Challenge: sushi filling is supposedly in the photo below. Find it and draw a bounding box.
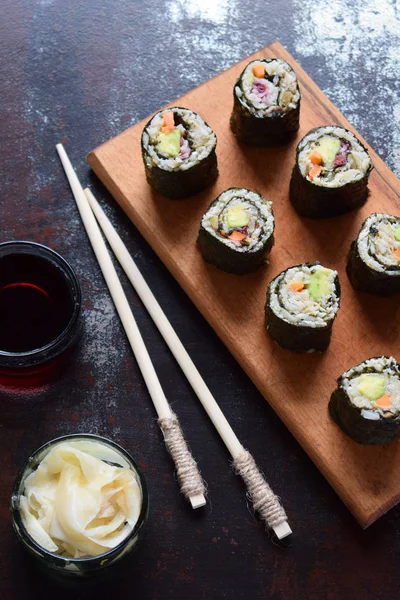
[357,213,400,273]
[341,357,400,420]
[297,126,371,188]
[235,59,300,116]
[269,264,339,327]
[142,108,216,172]
[201,189,274,253]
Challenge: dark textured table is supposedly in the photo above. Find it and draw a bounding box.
[1,1,400,598]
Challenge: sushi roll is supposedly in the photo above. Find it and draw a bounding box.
[265,263,340,352]
[198,188,274,275]
[347,213,400,296]
[290,126,372,218]
[329,356,400,444]
[141,107,218,199]
[230,58,300,146]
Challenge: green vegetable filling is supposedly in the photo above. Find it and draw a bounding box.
[317,136,341,164]
[226,204,249,229]
[308,270,331,300]
[393,227,400,242]
[356,374,386,401]
[158,129,181,157]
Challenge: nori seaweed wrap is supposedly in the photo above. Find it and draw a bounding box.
[347,213,400,295]
[141,107,218,199]
[329,356,400,444]
[290,126,372,218]
[265,263,340,352]
[197,188,274,275]
[230,58,300,146]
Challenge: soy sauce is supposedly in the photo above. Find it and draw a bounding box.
[0,252,74,353]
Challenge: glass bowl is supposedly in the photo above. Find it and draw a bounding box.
[10,434,149,578]
[0,241,82,387]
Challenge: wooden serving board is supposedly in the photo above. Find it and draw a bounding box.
[87,42,400,527]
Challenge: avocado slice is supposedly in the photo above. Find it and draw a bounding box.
[209,215,219,230]
[281,90,293,107]
[308,270,331,300]
[393,226,400,242]
[317,136,341,164]
[357,374,386,402]
[243,71,254,86]
[158,129,181,158]
[226,204,249,229]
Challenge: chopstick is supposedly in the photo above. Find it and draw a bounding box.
[83,187,292,540]
[56,143,206,510]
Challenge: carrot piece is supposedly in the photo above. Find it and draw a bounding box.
[228,231,246,241]
[376,394,392,407]
[162,111,175,133]
[309,151,323,165]
[309,164,322,181]
[289,281,305,293]
[392,247,400,260]
[163,111,174,128]
[252,63,265,78]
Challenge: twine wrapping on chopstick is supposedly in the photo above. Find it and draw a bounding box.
[159,412,206,500]
[234,450,287,530]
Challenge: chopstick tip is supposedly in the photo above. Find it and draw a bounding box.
[273,521,292,540]
[189,493,207,510]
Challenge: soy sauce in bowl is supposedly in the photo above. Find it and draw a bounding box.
[0,241,82,386]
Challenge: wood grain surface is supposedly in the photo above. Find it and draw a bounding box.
[87,42,400,528]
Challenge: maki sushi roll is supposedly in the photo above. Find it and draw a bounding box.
[347,213,400,296]
[290,126,372,218]
[230,58,300,145]
[141,107,218,199]
[265,263,340,352]
[198,188,274,275]
[329,356,400,444]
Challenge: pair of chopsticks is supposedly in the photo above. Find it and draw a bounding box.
[56,143,291,540]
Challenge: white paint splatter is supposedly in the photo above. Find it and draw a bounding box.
[82,293,122,368]
[167,0,235,24]
[296,2,400,60]
[393,103,400,177]
[293,0,400,175]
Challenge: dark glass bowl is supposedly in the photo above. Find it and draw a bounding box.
[0,241,82,386]
[10,434,149,578]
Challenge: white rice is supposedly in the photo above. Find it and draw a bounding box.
[357,213,400,273]
[269,264,339,328]
[341,356,400,419]
[297,126,371,187]
[201,188,274,253]
[235,59,300,116]
[142,107,216,172]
